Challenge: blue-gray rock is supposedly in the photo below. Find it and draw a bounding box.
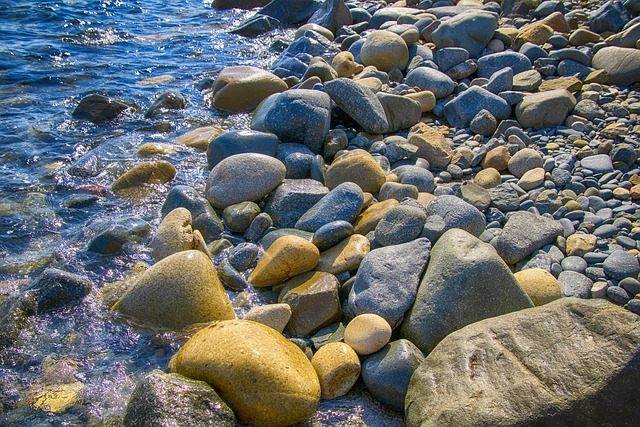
[162,185,224,241]
[404,67,455,99]
[558,270,593,298]
[604,250,640,280]
[484,67,513,94]
[277,143,315,179]
[549,48,591,66]
[207,130,279,170]
[488,183,521,211]
[72,94,130,124]
[607,285,634,305]
[580,154,614,174]
[250,89,330,153]
[312,220,354,251]
[393,165,435,193]
[347,238,430,328]
[594,224,618,238]
[295,182,364,232]
[374,205,427,247]
[257,0,323,25]
[369,7,423,29]
[230,14,281,36]
[501,0,541,16]
[573,100,606,121]
[476,52,532,79]
[561,256,588,273]
[244,212,273,241]
[519,42,548,63]
[610,144,637,167]
[620,277,640,295]
[431,10,498,58]
[324,78,389,134]
[307,0,352,33]
[264,179,329,228]
[495,211,564,265]
[362,339,425,411]
[401,229,533,354]
[25,268,92,313]
[592,46,640,86]
[424,195,486,237]
[435,47,470,72]
[551,167,573,187]
[556,59,593,78]
[87,217,151,254]
[228,242,260,271]
[443,86,511,129]
[589,0,631,34]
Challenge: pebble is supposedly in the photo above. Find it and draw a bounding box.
[344,313,392,356]
[311,342,361,400]
[603,250,640,281]
[558,270,593,299]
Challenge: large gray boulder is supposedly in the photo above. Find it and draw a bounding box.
[495,211,564,265]
[405,298,640,427]
[592,46,640,86]
[401,229,533,354]
[431,11,498,58]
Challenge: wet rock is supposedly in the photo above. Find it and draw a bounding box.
[230,13,281,37]
[222,202,261,233]
[313,220,354,252]
[325,149,386,194]
[169,320,320,427]
[307,0,351,34]
[360,30,409,72]
[87,217,151,254]
[265,179,329,228]
[249,235,319,287]
[515,89,576,130]
[295,182,364,232]
[145,91,186,118]
[431,10,498,57]
[495,211,564,265]
[124,370,235,427]
[213,0,270,9]
[162,185,224,241]
[72,94,130,124]
[206,130,278,170]
[0,294,35,349]
[149,208,194,262]
[26,268,92,314]
[424,195,486,237]
[353,199,399,235]
[344,313,392,356]
[324,78,389,134]
[311,342,360,399]
[112,161,176,193]
[404,67,455,99]
[443,86,511,129]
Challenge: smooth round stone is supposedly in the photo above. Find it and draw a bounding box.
[311,342,361,400]
[331,51,356,78]
[222,202,261,233]
[607,285,634,305]
[375,205,427,247]
[514,268,562,306]
[361,339,425,411]
[242,303,292,333]
[344,313,392,356]
[508,148,543,178]
[206,130,279,170]
[208,66,287,113]
[404,67,455,99]
[481,146,510,172]
[393,165,435,193]
[325,149,386,194]
[474,167,502,189]
[580,154,614,175]
[113,250,235,329]
[169,320,320,427]
[295,182,364,232]
[424,195,486,237]
[316,234,370,275]
[378,182,419,202]
[561,256,588,273]
[566,233,598,257]
[248,236,320,287]
[112,161,176,193]
[594,224,619,239]
[603,250,640,281]
[312,220,354,252]
[228,242,259,271]
[517,167,545,191]
[353,199,399,235]
[557,270,593,299]
[149,207,194,262]
[206,154,286,210]
[360,30,409,72]
[620,277,640,295]
[626,299,640,315]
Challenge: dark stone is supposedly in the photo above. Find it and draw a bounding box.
[264,179,329,228]
[145,91,186,118]
[207,130,279,170]
[374,206,427,247]
[307,0,352,33]
[87,217,151,255]
[72,94,130,124]
[26,268,92,313]
[324,78,389,134]
[312,220,354,252]
[162,185,224,241]
[604,250,640,280]
[295,182,364,232]
[257,0,323,25]
[230,14,281,37]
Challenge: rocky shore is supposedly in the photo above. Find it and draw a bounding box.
[3,0,640,425]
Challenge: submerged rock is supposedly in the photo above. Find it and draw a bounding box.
[72,94,130,124]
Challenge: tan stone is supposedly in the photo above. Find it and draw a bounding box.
[136,143,176,157]
[481,146,511,172]
[295,23,334,41]
[325,149,387,194]
[344,313,392,356]
[354,76,383,92]
[175,126,224,151]
[112,250,235,329]
[564,200,583,211]
[112,161,176,193]
[149,207,195,262]
[417,192,436,208]
[584,69,609,85]
[569,29,602,46]
[514,268,562,306]
[539,11,570,33]
[566,234,598,257]
[517,167,546,191]
[30,382,84,414]
[630,184,640,200]
[137,74,176,86]
[317,234,370,275]
[539,76,583,93]
[169,320,320,427]
[311,342,361,400]
[243,303,292,333]
[515,23,554,48]
[613,188,630,200]
[407,122,453,168]
[360,30,409,72]
[452,147,475,168]
[249,236,320,287]
[331,51,356,78]
[405,90,436,112]
[353,199,399,235]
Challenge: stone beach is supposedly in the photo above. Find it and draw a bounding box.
[3,0,640,425]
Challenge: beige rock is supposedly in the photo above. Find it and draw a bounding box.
[569,29,602,46]
[295,23,334,41]
[474,167,502,188]
[344,313,392,356]
[207,66,288,113]
[353,199,399,235]
[149,207,195,262]
[136,143,176,157]
[407,122,453,168]
[517,167,545,191]
[243,303,292,333]
[566,233,598,257]
[360,30,409,72]
[405,90,436,112]
[515,23,554,47]
[30,382,84,413]
[192,229,212,258]
[112,250,235,329]
[112,161,176,193]
[175,126,224,151]
[137,74,176,86]
[169,320,320,427]
[331,51,356,78]
[514,268,562,306]
[613,188,630,200]
[248,236,320,287]
[481,146,510,172]
[539,76,583,93]
[311,342,361,400]
[354,76,383,92]
[317,234,370,275]
[325,149,387,194]
[539,11,570,33]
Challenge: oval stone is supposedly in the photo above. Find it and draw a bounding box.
[249,235,320,287]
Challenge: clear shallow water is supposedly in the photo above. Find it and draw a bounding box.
[0,1,403,425]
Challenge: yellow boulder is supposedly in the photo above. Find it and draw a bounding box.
[249,236,320,287]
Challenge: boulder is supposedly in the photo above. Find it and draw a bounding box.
[307,0,351,34]
[515,89,576,129]
[592,46,640,86]
[432,11,498,57]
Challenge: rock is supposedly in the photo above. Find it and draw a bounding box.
[589,0,631,34]
[378,182,419,202]
[424,195,486,237]
[443,86,511,129]
[514,268,562,305]
[324,78,389,134]
[353,199,399,235]
[112,161,176,193]
[605,22,640,48]
[474,167,502,188]
[360,30,409,72]
[431,11,498,57]
[402,229,533,354]
[230,13,281,37]
[169,320,320,427]
[205,153,286,210]
[362,339,424,411]
[344,313,392,356]
[574,99,605,121]
[112,251,235,329]
[566,233,598,257]
[317,234,370,275]
[248,235,319,287]
[470,109,497,136]
[279,271,341,336]
[407,122,453,168]
[393,166,435,193]
[454,181,491,211]
[482,147,511,171]
[592,47,640,86]
[243,303,292,333]
[517,167,545,190]
[515,23,554,47]
[404,67,455,99]
[311,342,360,399]
[213,0,269,9]
[87,217,151,254]
[30,382,84,414]
[538,76,583,93]
[558,270,593,298]
[222,202,260,233]
[250,89,330,153]
[72,94,129,124]
[347,238,430,329]
[580,154,614,174]
[145,91,186,118]
[208,67,285,112]
[495,211,564,265]
[374,205,427,247]
[604,250,640,280]
[405,90,436,113]
[174,126,224,152]
[307,0,351,34]
[162,185,224,241]
[264,179,329,228]
[295,182,364,232]
[124,370,236,427]
[25,268,92,314]
[331,51,356,78]
[325,150,386,194]
[512,69,542,91]
[136,142,176,157]
[149,207,194,262]
[0,294,35,349]
[485,67,513,94]
[312,220,354,252]
[476,52,532,79]
[515,89,576,130]
[377,92,422,133]
[255,0,324,26]
[206,130,278,170]
[501,0,542,17]
[508,147,543,178]
[405,298,640,426]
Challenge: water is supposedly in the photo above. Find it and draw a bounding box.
[0,1,403,424]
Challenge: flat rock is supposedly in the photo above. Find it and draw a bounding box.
[324,78,389,134]
[591,46,640,86]
[580,154,614,174]
[495,211,564,265]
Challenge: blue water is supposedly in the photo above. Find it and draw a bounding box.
[0,1,403,424]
